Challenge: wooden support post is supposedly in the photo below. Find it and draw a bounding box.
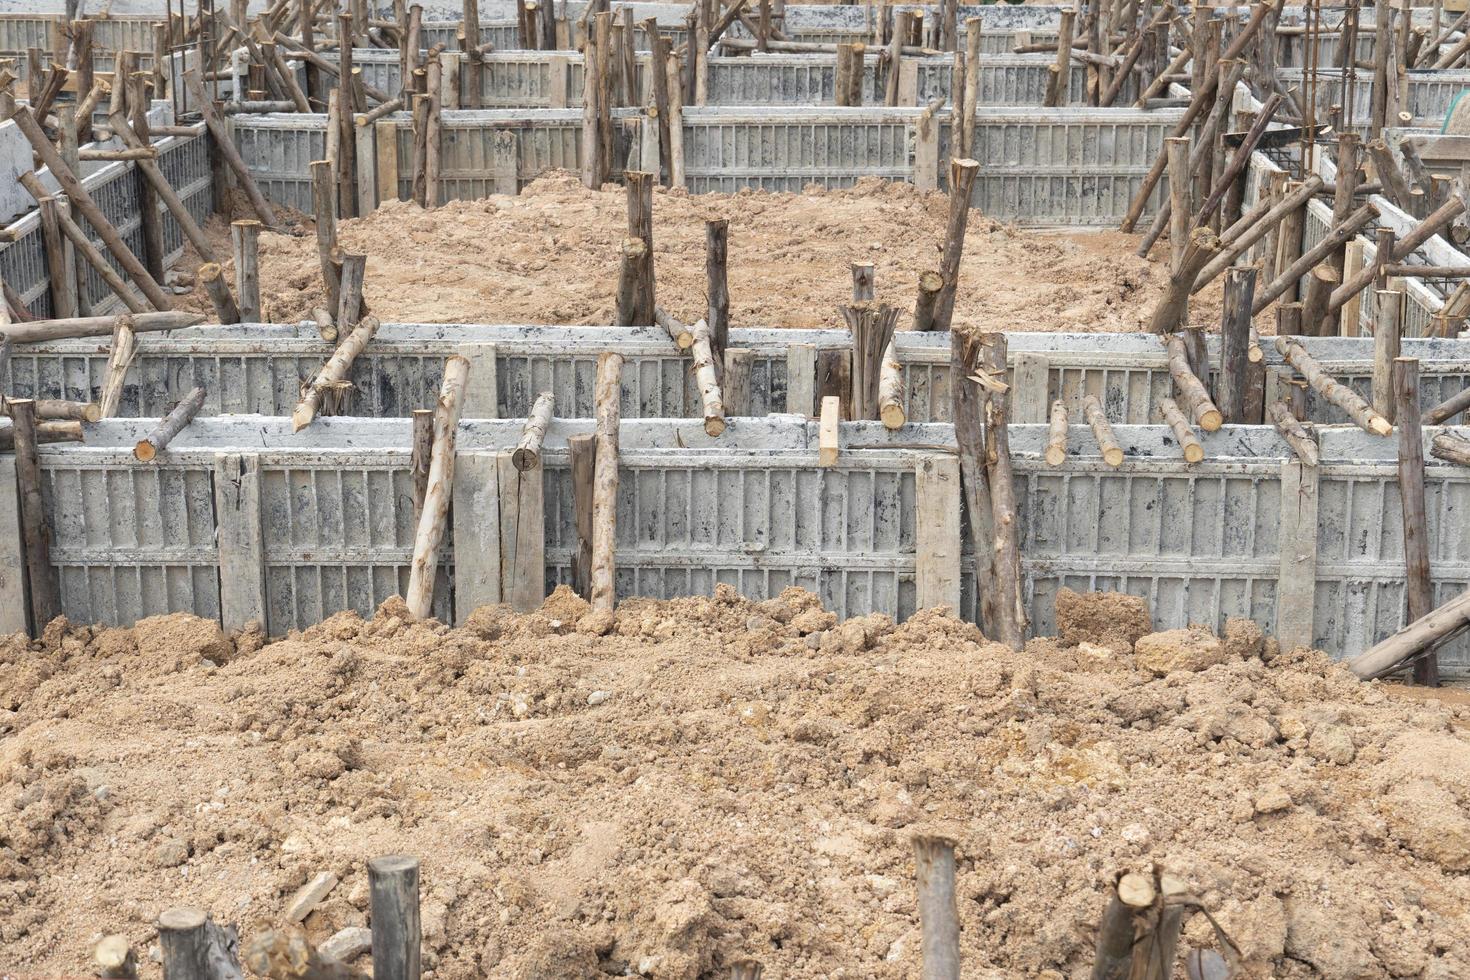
[7,399,58,632]
[1046,399,1068,465]
[410,408,433,527]
[1269,400,1320,466]
[933,158,979,332]
[590,352,623,612]
[1300,264,1340,337]
[951,327,994,624]
[36,198,77,320]
[614,239,647,326]
[850,262,875,303]
[157,909,208,980]
[912,270,943,331]
[625,171,656,325]
[405,355,469,620]
[311,160,341,315]
[19,172,148,314]
[1045,8,1075,107]
[1219,266,1256,424]
[841,303,900,421]
[913,835,960,980]
[722,349,752,416]
[1395,357,1437,686]
[1150,228,1219,333]
[690,318,727,436]
[1276,336,1393,435]
[978,331,1025,650]
[706,218,729,366]
[878,337,904,429]
[1082,394,1124,466]
[1159,397,1205,463]
[1373,288,1403,422]
[645,22,673,187]
[184,71,278,226]
[134,386,206,461]
[568,432,596,599]
[294,316,378,431]
[514,392,555,471]
[960,19,980,157]
[1166,136,1191,271]
[818,394,840,466]
[580,28,602,188]
[368,856,421,980]
[231,220,262,322]
[199,263,241,324]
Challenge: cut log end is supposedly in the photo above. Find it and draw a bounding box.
[1371,416,1394,436]
[511,446,539,471]
[1182,442,1205,464]
[82,402,102,423]
[1045,445,1066,466]
[1103,447,1124,467]
[880,403,905,429]
[1117,872,1156,908]
[133,440,157,462]
[704,415,727,437]
[291,406,314,432]
[1199,408,1223,432]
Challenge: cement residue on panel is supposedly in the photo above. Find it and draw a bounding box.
[174,173,1229,333]
[3,587,1469,978]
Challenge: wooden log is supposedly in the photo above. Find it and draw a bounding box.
[293,316,378,431]
[1395,357,1438,686]
[3,311,195,345]
[842,302,900,421]
[134,386,205,461]
[1090,874,1157,980]
[1045,399,1068,466]
[1165,332,1222,431]
[96,317,138,419]
[614,237,648,326]
[1383,264,1470,278]
[337,14,360,217]
[979,331,1025,649]
[1299,264,1340,337]
[690,318,727,436]
[625,171,656,325]
[184,71,278,226]
[1349,586,1470,680]
[818,394,839,465]
[1149,228,1219,334]
[643,19,673,186]
[1369,138,1416,213]
[1045,8,1076,107]
[850,262,875,303]
[409,407,434,529]
[912,270,944,331]
[7,399,59,631]
[1422,385,1470,425]
[1166,135,1191,272]
[912,835,960,980]
[933,159,979,332]
[336,253,368,330]
[1433,432,1470,466]
[1219,266,1255,424]
[568,431,596,599]
[1191,176,1325,292]
[884,10,910,106]
[951,327,994,620]
[878,336,904,429]
[1082,394,1124,466]
[231,220,263,322]
[1250,202,1378,313]
[268,40,311,112]
[580,29,601,188]
[18,172,148,314]
[655,307,694,350]
[513,391,554,471]
[706,218,730,365]
[368,856,421,980]
[1159,396,1205,463]
[158,909,209,980]
[590,351,623,612]
[721,348,752,416]
[311,160,341,314]
[1373,288,1404,422]
[405,355,469,619]
[199,263,241,324]
[245,928,358,980]
[1275,336,1393,436]
[35,197,78,320]
[95,935,138,980]
[960,19,980,154]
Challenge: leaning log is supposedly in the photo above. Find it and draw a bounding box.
[134,386,207,461]
[878,336,904,429]
[1045,399,1068,465]
[1159,397,1205,463]
[1268,399,1321,466]
[8,399,59,628]
[513,391,554,471]
[690,318,727,437]
[1165,333,1222,430]
[1082,394,1124,466]
[405,354,470,619]
[1149,229,1220,334]
[1275,336,1393,435]
[293,317,378,431]
[199,263,242,324]
[1432,432,1470,465]
[1349,586,1470,679]
[1422,385,1470,425]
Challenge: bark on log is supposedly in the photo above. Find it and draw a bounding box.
[8,399,59,631]
[1276,335,1393,435]
[655,307,694,350]
[33,399,99,422]
[979,331,1025,650]
[200,263,241,324]
[1159,396,1205,463]
[913,835,960,980]
[231,221,263,323]
[134,386,206,461]
[367,855,421,980]
[1373,288,1404,421]
[1150,228,1219,334]
[35,198,78,320]
[912,270,944,332]
[690,318,727,437]
[1045,399,1068,465]
[878,336,904,429]
[184,70,278,226]
[1299,264,1340,337]
[1267,399,1320,466]
[933,159,979,332]
[336,253,368,330]
[1396,357,1438,686]
[614,237,648,327]
[706,218,729,366]
[1083,394,1124,466]
[1432,432,1470,465]
[1165,333,1222,430]
[3,311,195,345]
[293,316,378,431]
[311,160,341,314]
[1219,266,1256,424]
[590,351,623,612]
[1349,586,1470,679]
[513,391,554,471]
[405,355,470,620]
[1423,385,1470,425]
[569,432,596,599]
[842,303,900,421]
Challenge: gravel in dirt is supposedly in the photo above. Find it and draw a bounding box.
[3,588,1469,978]
[174,174,1233,333]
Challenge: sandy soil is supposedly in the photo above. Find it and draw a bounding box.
[177,174,1231,332]
[3,589,1469,979]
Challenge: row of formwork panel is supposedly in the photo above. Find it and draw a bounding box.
[6,416,1468,677]
[231,105,1181,226]
[6,325,1469,428]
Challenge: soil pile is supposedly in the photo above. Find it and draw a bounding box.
[178,174,1217,332]
[3,589,1468,978]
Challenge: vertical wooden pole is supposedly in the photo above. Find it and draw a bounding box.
[933,158,979,332]
[625,171,655,324]
[951,328,994,629]
[157,909,208,980]
[913,835,960,980]
[722,348,752,416]
[706,218,729,371]
[7,399,58,633]
[405,355,469,619]
[230,220,262,322]
[1219,266,1255,423]
[591,352,623,612]
[568,432,596,599]
[645,20,673,186]
[580,28,602,188]
[1373,287,1403,422]
[311,160,341,314]
[338,14,359,218]
[368,856,421,980]
[1394,356,1437,687]
[1045,9,1075,107]
[979,331,1025,649]
[410,408,433,528]
[37,198,78,320]
[1166,136,1191,272]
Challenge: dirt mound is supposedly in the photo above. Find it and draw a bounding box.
[2,590,1469,978]
[175,174,1229,333]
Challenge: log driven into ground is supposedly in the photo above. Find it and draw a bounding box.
[590,352,623,612]
[911,270,944,332]
[1082,395,1124,466]
[568,432,596,599]
[1423,385,1470,425]
[1349,586,1470,680]
[8,399,59,630]
[1090,873,1159,980]
[1396,357,1438,686]
[706,219,730,363]
[293,317,378,431]
[1374,288,1404,421]
[513,391,554,471]
[878,336,904,429]
[843,303,900,422]
[1046,400,1068,466]
[1275,336,1393,436]
[933,160,980,332]
[199,264,241,324]
[1268,399,1320,466]
[405,355,470,620]
[913,835,960,980]
[1165,333,1222,430]
[1159,397,1205,463]
[979,331,1026,651]
[1150,229,1219,334]
[134,386,207,462]
[232,221,264,323]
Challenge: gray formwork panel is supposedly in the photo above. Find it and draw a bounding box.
[0,14,160,81]
[25,417,1470,676]
[0,129,213,317]
[1278,68,1470,132]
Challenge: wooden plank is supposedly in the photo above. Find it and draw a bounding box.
[355,113,378,211]
[1011,353,1049,423]
[818,395,840,466]
[452,451,502,621]
[214,452,268,633]
[915,454,961,611]
[455,343,498,418]
[496,451,545,613]
[785,342,816,415]
[1340,239,1366,336]
[1276,460,1319,651]
[375,119,400,204]
[0,455,29,636]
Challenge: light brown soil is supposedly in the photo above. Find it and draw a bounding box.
[177,174,1231,332]
[3,590,1469,979]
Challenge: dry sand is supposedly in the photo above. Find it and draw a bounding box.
[179,174,1230,332]
[3,588,1469,979]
